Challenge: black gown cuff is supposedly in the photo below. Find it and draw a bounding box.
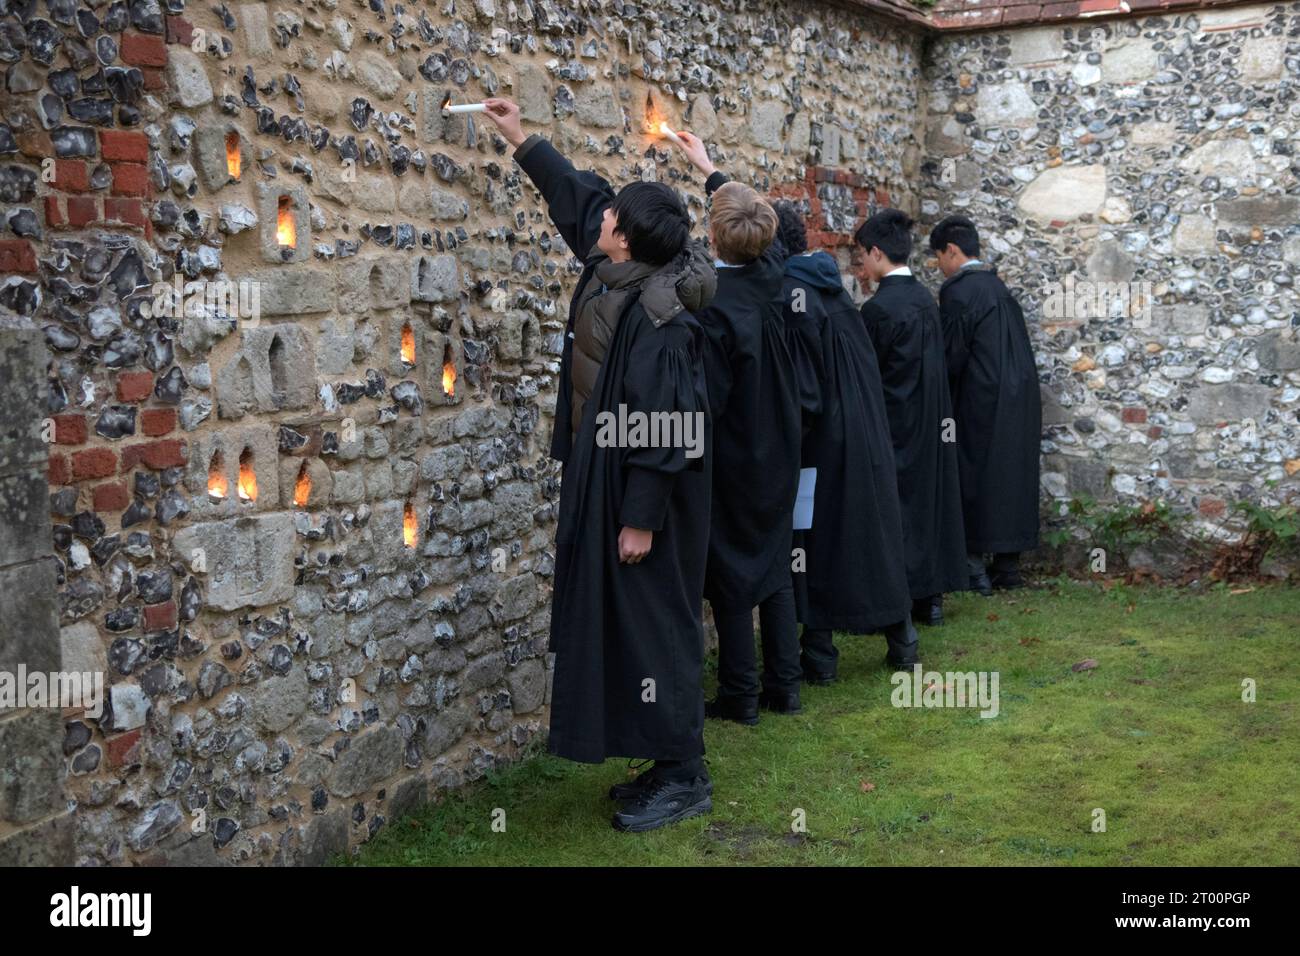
[705,170,730,195]
[620,467,675,532]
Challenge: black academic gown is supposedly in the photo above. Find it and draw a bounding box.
[697,172,801,611]
[862,273,969,598]
[783,252,911,632]
[938,265,1041,554]
[516,135,712,763]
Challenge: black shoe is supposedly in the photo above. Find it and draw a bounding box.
[970,571,993,596]
[758,689,802,714]
[704,695,759,726]
[609,763,713,802]
[611,774,712,832]
[989,569,1025,590]
[912,596,944,626]
[801,667,836,686]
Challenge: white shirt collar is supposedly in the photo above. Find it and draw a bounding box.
[885,265,912,278]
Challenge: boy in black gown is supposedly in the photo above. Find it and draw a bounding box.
[929,215,1041,591]
[483,98,718,832]
[773,203,917,677]
[856,209,968,625]
[672,132,804,722]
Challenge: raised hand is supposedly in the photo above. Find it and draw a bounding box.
[671,130,716,177]
[482,97,527,148]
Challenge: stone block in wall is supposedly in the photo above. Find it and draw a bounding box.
[506,658,545,714]
[214,324,315,418]
[419,88,474,146]
[295,808,349,866]
[59,621,108,685]
[513,62,553,124]
[976,82,1039,128]
[1172,216,1218,256]
[926,115,966,157]
[172,513,296,611]
[1017,164,1106,222]
[1065,456,1113,502]
[491,572,537,623]
[0,558,60,675]
[280,457,332,508]
[1255,333,1300,373]
[748,99,785,150]
[574,84,621,128]
[0,321,48,475]
[1085,240,1135,284]
[356,50,403,100]
[239,3,272,57]
[1151,304,1210,336]
[689,95,718,142]
[1007,27,1066,67]
[1240,36,1285,83]
[1218,196,1300,233]
[397,180,468,221]
[0,708,65,824]
[327,724,403,798]
[317,316,357,375]
[1102,40,1159,85]
[1185,384,1273,426]
[1179,139,1255,179]
[257,183,311,264]
[166,49,214,109]
[0,808,74,865]
[186,421,281,516]
[0,468,51,569]
[411,254,460,303]
[248,666,308,733]
[496,310,539,362]
[338,257,410,313]
[193,121,249,192]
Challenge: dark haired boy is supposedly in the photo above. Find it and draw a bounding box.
[855,209,968,629]
[483,99,717,832]
[773,201,913,680]
[928,215,1040,591]
[672,132,803,722]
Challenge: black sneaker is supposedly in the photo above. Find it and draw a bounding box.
[758,689,802,714]
[801,667,836,686]
[608,763,714,802]
[611,774,712,833]
[912,595,944,626]
[704,695,759,726]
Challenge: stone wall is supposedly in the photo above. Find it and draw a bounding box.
[0,0,926,864]
[920,3,1300,534]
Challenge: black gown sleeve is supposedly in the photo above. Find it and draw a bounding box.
[514,134,613,264]
[938,287,972,386]
[618,321,708,531]
[784,283,826,430]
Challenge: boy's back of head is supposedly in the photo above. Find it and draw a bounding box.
[711,182,778,265]
[854,208,914,266]
[927,214,981,258]
[772,201,808,256]
[612,181,690,266]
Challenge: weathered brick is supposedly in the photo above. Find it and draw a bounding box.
[120,439,186,471]
[71,448,118,481]
[166,15,195,46]
[54,159,90,192]
[143,600,178,631]
[48,454,70,486]
[105,729,142,768]
[116,371,155,402]
[140,408,176,436]
[121,32,168,67]
[44,195,65,228]
[66,196,99,227]
[104,198,147,228]
[53,413,87,445]
[0,240,36,274]
[111,163,151,197]
[100,130,150,163]
[92,481,131,512]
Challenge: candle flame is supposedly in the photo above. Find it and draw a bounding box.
[440,93,451,111]
[225,131,240,180]
[293,464,311,508]
[401,323,415,365]
[238,449,257,502]
[207,453,227,499]
[276,196,295,248]
[403,501,418,549]
[442,360,456,397]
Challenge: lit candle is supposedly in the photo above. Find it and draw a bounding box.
[441,96,488,114]
[658,122,685,148]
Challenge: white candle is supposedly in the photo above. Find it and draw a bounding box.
[658,122,685,148]
[443,102,488,114]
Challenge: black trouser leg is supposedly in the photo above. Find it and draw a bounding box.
[967,553,988,576]
[713,603,760,704]
[653,756,704,782]
[758,583,801,695]
[800,627,839,678]
[990,552,1020,575]
[883,617,920,667]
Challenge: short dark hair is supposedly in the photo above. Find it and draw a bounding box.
[854,208,914,265]
[772,201,807,256]
[928,214,981,258]
[611,182,690,267]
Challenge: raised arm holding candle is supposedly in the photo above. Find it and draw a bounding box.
[478,96,718,833]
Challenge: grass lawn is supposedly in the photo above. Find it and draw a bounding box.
[343,579,1300,866]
